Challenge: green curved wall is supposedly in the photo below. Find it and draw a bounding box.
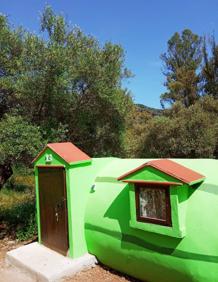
[34,151,218,282]
[84,159,218,282]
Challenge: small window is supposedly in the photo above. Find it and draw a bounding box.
[135,184,172,226]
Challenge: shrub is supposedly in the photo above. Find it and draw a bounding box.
[0,169,37,241]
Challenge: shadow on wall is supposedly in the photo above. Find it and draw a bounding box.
[103,185,181,254]
[89,184,218,263]
[199,183,218,195]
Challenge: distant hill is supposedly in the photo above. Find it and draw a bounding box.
[136,104,162,116]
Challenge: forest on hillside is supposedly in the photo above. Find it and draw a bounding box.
[0,7,218,187]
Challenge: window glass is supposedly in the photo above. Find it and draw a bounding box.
[139,187,167,221]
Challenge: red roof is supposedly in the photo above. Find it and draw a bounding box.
[118,159,205,185]
[33,142,91,164]
[121,180,183,186]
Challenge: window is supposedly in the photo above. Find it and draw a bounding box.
[135,184,172,226]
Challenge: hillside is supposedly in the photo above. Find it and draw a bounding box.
[136,104,163,116]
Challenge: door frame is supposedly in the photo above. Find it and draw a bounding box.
[36,165,69,255]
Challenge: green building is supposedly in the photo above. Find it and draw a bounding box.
[33,142,218,282]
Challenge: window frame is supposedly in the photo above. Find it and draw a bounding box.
[135,184,172,227]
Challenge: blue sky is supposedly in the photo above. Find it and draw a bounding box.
[1,0,218,108]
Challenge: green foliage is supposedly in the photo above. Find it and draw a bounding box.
[140,98,218,158]
[6,165,35,191]
[1,10,218,162]
[0,114,43,166]
[0,170,36,241]
[0,7,133,156]
[16,212,37,241]
[123,105,152,157]
[202,35,218,98]
[126,29,218,159]
[0,195,37,241]
[0,15,24,118]
[161,29,202,107]
[0,9,218,170]
[0,114,42,188]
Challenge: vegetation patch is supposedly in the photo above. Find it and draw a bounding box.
[0,170,37,241]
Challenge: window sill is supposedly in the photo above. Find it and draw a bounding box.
[130,219,186,238]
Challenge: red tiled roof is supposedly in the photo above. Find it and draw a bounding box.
[121,180,182,186]
[118,159,205,185]
[33,142,91,164]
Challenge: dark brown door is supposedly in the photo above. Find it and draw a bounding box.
[38,167,69,255]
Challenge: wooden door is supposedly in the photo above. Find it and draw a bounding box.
[38,167,69,255]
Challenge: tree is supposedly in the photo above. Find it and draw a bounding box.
[141,100,217,158]
[199,96,218,158]
[0,114,43,188]
[123,105,153,157]
[202,35,218,98]
[161,29,202,108]
[0,15,24,118]
[0,6,133,156]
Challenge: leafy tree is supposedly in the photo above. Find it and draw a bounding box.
[141,100,217,158]
[0,7,133,156]
[161,29,202,107]
[0,114,43,188]
[202,35,218,98]
[123,105,153,157]
[0,15,24,118]
[199,96,218,158]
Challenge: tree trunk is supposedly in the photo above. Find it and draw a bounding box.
[0,164,13,189]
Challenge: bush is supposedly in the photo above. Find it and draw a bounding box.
[16,212,37,241]
[0,169,37,241]
[140,101,218,158]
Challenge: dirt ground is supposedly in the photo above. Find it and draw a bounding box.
[66,264,138,282]
[0,238,139,282]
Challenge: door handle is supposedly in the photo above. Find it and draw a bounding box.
[55,211,59,222]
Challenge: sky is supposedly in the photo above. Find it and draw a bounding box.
[1,1,218,108]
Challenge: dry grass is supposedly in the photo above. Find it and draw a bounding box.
[0,172,36,241]
[0,188,33,211]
